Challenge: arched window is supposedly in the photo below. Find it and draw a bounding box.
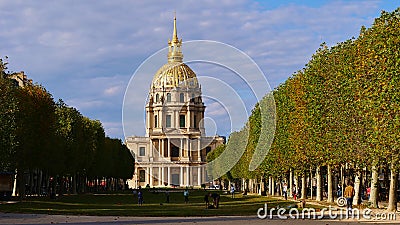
[167,93,171,102]
[180,93,184,103]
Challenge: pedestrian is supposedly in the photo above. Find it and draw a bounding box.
[184,188,189,204]
[344,182,355,213]
[337,184,342,197]
[138,189,144,206]
[366,187,371,200]
[204,193,209,208]
[165,190,170,203]
[283,183,288,200]
[211,192,220,208]
[292,184,297,200]
[230,185,235,198]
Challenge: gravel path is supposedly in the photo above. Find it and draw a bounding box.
[1,212,399,225]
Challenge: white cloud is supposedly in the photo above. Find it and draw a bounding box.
[0,0,395,139]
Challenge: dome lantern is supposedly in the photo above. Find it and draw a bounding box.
[151,15,199,89]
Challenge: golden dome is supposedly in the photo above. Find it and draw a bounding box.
[151,15,198,89]
[152,62,198,88]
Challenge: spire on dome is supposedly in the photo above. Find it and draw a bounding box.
[168,13,183,63]
[172,12,178,43]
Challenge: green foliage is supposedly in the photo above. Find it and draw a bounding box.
[217,7,400,180]
[0,59,134,185]
[0,75,18,171]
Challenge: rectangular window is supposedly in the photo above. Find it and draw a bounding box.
[166,115,171,128]
[167,93,171,102]
[154,115,158,128]
[180,115,185,128]
[194,115,197,128]
[139,147,145,156]
[139,170,145,182]
[180,93,185,103]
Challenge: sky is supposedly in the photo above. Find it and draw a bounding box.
[0,0,398,140]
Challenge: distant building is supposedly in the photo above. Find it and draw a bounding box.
[126,17,224,188]
[9,71,32,87]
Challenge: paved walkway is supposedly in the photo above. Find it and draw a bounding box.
[1,197,400,224]
[1,212,399,225]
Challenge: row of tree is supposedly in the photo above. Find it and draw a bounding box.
[208,8,400,211]
[0,58,134,197]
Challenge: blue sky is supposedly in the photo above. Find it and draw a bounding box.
[0,0,398,139]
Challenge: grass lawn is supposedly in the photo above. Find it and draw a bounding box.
[0,189,315,216]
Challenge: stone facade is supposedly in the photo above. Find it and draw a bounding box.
[126,17,224,188]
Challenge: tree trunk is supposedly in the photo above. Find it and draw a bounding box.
[261,177,266,196]
[384,166,390,201]
[353,172,361,205]
[268,176,272,195]
[301,174,307,199]
[369,165,379,208]
[327,165,334,203]
[310,168,313,200]
[17,169,26,199]
[341,165,345,197]
[289,169,293,198]
[316,166,322,201]
[271,177,275,196]
[387,164,398,212]
[294,173,298,198]
[72,174,77,194]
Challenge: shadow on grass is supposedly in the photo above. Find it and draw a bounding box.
[0,189,299,217]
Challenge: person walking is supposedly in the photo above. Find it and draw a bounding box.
[230,185,235,198]
[292,184,298,200]
[204,193,210,208]
[137,189,144,206]
[337,184,342,198]
[183,188,189,204]
[283,183,288,200]
[165,190,170,203]
[211,192,220,208]
[344,182,355,213]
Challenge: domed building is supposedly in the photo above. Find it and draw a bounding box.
[126,17,224,188]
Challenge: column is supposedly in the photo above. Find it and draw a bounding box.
[161,166,165,186]
[197,138,201,161]
[180,166,184,186]
[146,167,150,185]
[158,167,162,186]
[149,139,153,158]
[167,138,170,158]
[158,139,161,157]
[186,139,190,158]
[179,138,183,158]
[198,167,201,186]
[167,166,171,186]
[186,166,190,186]
[161,139,164,157]
[175,111,179,129]
[149,167,153,187]
[203,167,207,184]
[187,110,191,132]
